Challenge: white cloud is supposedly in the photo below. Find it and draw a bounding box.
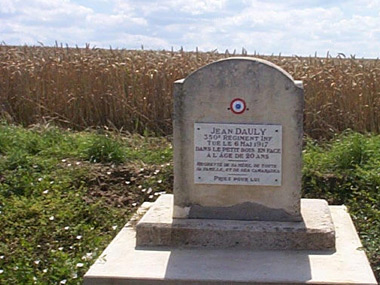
[113,0,135,14]
[0,0,379,57]
[86,13,147,27]
[114,0,227,16]
[172,0,227,15]
[0,0,19,13]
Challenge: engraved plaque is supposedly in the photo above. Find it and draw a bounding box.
[194,123,282,186]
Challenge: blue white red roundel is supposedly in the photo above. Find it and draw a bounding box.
[230,98,246,114]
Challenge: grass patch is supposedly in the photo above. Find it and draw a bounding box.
[0,124,378,283]
[0,123,172,284]
[81,134,126,163]
[303,131,380,280]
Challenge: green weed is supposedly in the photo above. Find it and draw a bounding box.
[80,134,125,164]
[303,131,380,280]
[0,123,173,284]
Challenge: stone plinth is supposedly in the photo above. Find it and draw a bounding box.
[84,197,377,285]
[136,195,335,250]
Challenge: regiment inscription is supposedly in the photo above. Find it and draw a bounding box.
[194,123,282,186]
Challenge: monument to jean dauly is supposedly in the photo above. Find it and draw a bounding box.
[135,57,335,250]
[173,57,304,222]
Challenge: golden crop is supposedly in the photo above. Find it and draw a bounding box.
[1,45,379,139]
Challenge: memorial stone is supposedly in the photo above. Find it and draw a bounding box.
[173,57,304,221]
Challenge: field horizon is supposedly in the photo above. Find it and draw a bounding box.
[1,44,380,139]
[3,42,380,60]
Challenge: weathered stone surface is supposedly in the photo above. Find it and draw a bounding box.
[84,199,377,285]
[173,57,304,221]
[135,194,335,250]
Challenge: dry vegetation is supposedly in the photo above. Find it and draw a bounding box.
[1,45,380,139]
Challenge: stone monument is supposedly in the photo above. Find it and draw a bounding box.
[135,57,335,250]
[84,57,377,285]
[173,57,303,221]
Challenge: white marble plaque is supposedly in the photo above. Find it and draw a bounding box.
[194,123,282,186]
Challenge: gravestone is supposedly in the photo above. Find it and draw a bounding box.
[135,57,335,250]
[173,57,304,221]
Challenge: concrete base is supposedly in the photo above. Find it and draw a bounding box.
[84,195,377,285]
[136,195,335,250]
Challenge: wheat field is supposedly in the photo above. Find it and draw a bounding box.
[1,45,379,139]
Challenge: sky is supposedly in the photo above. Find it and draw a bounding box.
[1,0,380,58]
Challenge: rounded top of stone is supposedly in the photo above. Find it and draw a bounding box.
[183,56,296,84]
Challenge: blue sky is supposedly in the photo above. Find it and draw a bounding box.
[1,0,380,58]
